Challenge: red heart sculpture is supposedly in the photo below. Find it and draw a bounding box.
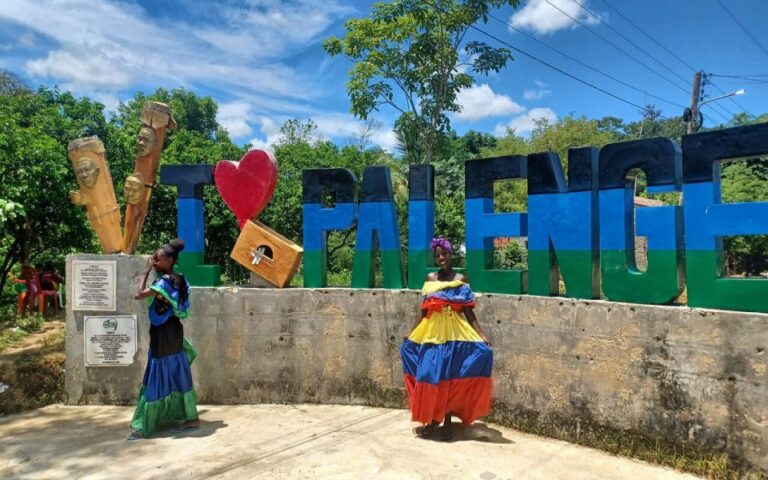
[214,149,278,228]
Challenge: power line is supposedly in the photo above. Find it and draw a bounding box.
[542,0,690,95]
[597,0,698,73]
[567,0,692,87]
[712,73,768,79]
[487,12,686,109]
[711,74,768,85]
[461,21,649,111]
[574,0,730,124]
[715,0,768,59]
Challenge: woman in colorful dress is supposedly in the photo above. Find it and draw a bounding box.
[401,238,493,441]
[128,238,198,440]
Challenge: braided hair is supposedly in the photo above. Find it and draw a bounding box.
[160,238,189,304]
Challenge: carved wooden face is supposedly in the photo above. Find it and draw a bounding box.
[136,127,156,157]
[75,158,100,188]
[124,173,145,204]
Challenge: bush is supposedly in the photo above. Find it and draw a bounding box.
[495,240,528,270]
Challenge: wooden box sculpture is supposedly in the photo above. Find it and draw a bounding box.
[231,220,303,288]
[122,101,177,254]
[68,137,123,253]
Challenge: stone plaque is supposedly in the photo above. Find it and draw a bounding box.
[73,260,116,311]
[84,315,137,366]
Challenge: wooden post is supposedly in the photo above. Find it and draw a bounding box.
[687,71,703,134]
[122,101,177,254]
[68,137,123,253]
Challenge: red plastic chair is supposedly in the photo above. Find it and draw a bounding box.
[21,266,59,315]
[9,272,28,315]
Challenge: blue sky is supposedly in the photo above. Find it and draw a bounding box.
[1,0,767,152]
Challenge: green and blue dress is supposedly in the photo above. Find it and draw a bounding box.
[130,274,198,437]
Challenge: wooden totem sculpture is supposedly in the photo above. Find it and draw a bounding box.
[68,137,123,253]
[122,101,177,254]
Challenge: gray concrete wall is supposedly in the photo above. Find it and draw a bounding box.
[66,255,768,472]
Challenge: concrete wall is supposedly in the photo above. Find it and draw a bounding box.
[66,255,768,472]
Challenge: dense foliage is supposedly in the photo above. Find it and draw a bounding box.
[1,64,766,300]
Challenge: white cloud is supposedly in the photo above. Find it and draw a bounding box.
[494,107,558,135]
[218,101,254,138]
[0,0,350,116]
[455,84,525,121]
[197,1,354,59]
[313,114,398,152]
[18,31,36,48]
[27,49,134,89]
[93,92,121,113]
[371,129,398,152]
[249,114,398,152]
[248,116,283,151]
[523,80,551,100]
[510,0,601,35]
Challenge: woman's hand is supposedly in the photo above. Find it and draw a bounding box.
[146,256,154,272]
[482,335,492,347]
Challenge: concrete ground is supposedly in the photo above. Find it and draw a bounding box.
[0,404,699,480]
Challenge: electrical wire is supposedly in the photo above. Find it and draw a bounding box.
[487,12,686,109]
[542,0,690,95]
[567,0,692,87]
[461,21,648,111]
[597,0,698,73]
[715,0,768,59]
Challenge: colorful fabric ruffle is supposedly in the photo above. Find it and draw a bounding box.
[401,280,493,425]
[148,275,190,326]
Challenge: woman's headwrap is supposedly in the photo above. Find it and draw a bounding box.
[430,238,453,254]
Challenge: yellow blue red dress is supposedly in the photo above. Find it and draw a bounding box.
[400,279,493,425]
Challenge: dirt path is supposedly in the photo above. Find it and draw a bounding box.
[0,316,66,415]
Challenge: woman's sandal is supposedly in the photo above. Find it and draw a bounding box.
[127,431,144,441]
[415,421,440,438]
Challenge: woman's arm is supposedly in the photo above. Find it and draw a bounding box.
[134,259,155,300]
[463,306,491,346]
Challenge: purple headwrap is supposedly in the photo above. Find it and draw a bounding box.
[430,238,452,254]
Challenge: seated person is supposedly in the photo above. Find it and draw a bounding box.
[40,263,64,291]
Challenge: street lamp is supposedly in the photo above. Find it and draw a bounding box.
[700,89,745,108]
[684,89,746,133]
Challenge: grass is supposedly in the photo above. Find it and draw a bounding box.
[0,305,66,416]
[0,309,44,353]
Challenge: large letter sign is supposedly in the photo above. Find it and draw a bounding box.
[160,164,221,286]
[599,138,684,304]
[302,168,358,288]
[528,148,600,299]
[683,123,768,313]
[465,156,528,294]
[288,124,767,314]
[407,165,436,289]
[351,166,406,288]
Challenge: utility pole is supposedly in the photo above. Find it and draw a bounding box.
[686,71,703,134]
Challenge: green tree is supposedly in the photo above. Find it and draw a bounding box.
[624,106,685,143]
[0,83,108,293]
[324,0,520,164]
[480,115,619,213]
